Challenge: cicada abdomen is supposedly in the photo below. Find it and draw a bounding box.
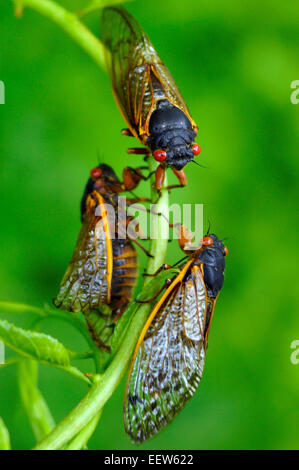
[84,238,138,353]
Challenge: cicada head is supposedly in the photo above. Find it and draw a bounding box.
[80,164,123,219]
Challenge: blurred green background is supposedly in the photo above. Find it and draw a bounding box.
[0,0,298,450]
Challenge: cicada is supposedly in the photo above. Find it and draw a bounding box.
[123,233,228,443]
[54,164,148,352]
[101,6,201,191]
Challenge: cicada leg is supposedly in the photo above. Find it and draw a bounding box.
[121,128,134,137]
[142,263,172,277]
[127,196,152,204]
[165,168,188,190]
[128,237,153,258]
[122,166,154,192]
[125,202,172,239]
[127,147,151,155]
[153,166,187,192]
[153,164,165,192]
[135,277,173,303]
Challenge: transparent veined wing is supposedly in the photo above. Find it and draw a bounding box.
[123,264,207,443]
[54,192,112,312]
[101,6,195,140]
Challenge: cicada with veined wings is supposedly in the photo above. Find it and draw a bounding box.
[53,163,150,353]
[123,232,228,443]
[101,6,201,191]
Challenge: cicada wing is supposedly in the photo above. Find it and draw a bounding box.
[124,266,207,443]
[53,195,111,312]
[101,6,195,139]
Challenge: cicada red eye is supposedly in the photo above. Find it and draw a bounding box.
[153,149,167,162]
[90,167,102,179]
[201,236,213,246]
[224,246,229,256]
[192,144,201,156]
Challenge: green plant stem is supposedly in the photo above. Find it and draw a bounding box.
[11,0,106,70]
[18,359,56,441]
[9,0,170,450]
[64,409,102,450]
[34,171,169,450]
[0,417,11,450]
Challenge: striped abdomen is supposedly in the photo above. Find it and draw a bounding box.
[85,237,138,354]
[110,239,138,317]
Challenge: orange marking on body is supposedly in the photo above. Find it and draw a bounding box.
[204,295,218,345]
[137,68,147,130]
[97,194,113,303]
[113,262,138,269]
[113,251,137,260]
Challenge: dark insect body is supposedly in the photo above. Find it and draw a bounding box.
[54,164,145,352]
[101,6,201,190]
[123,233,227,443]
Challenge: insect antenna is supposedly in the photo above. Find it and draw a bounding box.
[191,160,209,169]
[206,220,211,235]
[172,255,189,268]
[96,148,102,165]
[129,190,139,199]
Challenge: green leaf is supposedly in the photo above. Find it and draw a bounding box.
[18,360,55,441]
[0,417,11,450]
[0,319,70,367]
[0,319,90,384]
[0,301,45,317]
[110,268,179,357]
